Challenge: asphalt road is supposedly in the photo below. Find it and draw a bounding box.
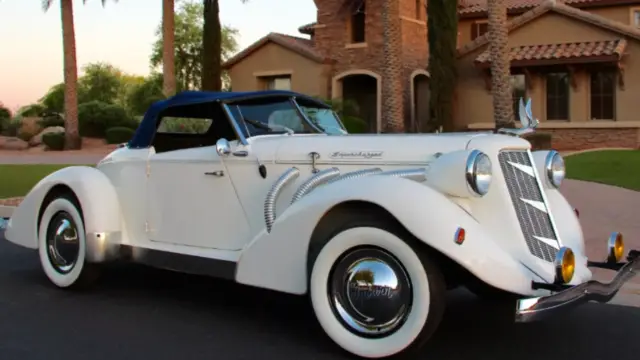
[1,230,640,360]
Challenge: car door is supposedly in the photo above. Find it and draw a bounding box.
[145,145,251,251]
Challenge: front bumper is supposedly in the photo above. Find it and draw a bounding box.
[515,250,640,322]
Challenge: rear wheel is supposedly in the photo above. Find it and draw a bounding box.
[37,194,100,289]
[308,212,446,359]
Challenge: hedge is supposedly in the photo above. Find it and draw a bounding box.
[42,132,65,151]
[105,127,135,144]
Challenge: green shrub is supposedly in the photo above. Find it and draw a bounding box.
[342,116,368,133]
[524,132,552,150]
[38,113,65,128]
[78,101,136,138]
[105,127,135,144]
[18,103,46,117]
[0,106,10,120]
[158,117,211,133]
[42,132,65,151]
[2,116,23,136]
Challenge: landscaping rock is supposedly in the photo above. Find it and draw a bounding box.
[29,126,65,146]
[0,136,29,151]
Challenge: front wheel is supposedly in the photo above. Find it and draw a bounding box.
[309,215,446,359]
[37,194,100,289]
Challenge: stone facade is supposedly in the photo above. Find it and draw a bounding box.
[312,0,428,130]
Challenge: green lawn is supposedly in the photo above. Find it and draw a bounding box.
[0,165,77,198]
[566,150,640,191]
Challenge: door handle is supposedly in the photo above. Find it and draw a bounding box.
[204,170,224,177]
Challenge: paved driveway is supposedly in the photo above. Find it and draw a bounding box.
[561,179,640,293]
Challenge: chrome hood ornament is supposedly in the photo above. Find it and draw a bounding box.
[497,98,539,137]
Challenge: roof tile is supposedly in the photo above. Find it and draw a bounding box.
[474,39,627,65]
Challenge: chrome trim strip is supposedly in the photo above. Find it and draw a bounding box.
[515,252,640,322]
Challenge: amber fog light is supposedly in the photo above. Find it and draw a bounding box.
[607,232,625,263]
[554,247,575,284]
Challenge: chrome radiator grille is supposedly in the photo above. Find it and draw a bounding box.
[498,150,559,262]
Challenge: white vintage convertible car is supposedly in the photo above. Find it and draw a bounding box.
[4,90,639,358]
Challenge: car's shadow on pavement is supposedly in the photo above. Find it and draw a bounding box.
[1,237,640,360]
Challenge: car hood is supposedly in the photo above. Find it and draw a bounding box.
[244,132,531,165]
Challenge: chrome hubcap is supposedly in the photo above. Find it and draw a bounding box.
[329,247,412,337]
[46,212,80,274]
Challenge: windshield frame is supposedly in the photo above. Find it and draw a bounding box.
[222,95,345,141]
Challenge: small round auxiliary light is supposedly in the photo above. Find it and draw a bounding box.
[607,232,625,263]
[554,247,575,284]
[454,227,465,245]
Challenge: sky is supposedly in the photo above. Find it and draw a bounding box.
[0,0,317,111]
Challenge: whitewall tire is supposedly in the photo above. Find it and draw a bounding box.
[309,215,446,359]
[37,195,99,289]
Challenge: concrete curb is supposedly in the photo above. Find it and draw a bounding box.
[0,206,15,218]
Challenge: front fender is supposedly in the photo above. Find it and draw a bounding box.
[235,175,541,296]
[5,166,122,249]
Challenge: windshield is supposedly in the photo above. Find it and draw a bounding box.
[227,97,346,137]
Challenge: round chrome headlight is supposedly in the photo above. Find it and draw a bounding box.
[465,150,492,196]
[545,151,565,188]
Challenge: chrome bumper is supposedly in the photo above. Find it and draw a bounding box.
[515,250,640,322]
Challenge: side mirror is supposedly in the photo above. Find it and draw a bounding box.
[215,138,231,156]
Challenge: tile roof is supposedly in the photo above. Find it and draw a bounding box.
[222,33,324,70]
[474,39,627,66]
[458,0,640,58]
[458,0,640,16]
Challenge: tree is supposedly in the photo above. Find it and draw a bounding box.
[381,0,405,133]
[41,0,117,150]
[162,0,177,97]
[487,0,515,129]
[201,0,247,91]
[426,0,458,132]
[150,0,239,91]
[79,62,123,104]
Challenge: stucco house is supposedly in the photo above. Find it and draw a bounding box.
[222,0,640,150]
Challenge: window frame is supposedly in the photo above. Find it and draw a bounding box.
[471,20,489,41]
[263,75,292,91]
[510,73,528,121]
[589,69,616,121]
[348,1,366,44]
[630,6,640,27]
[545,72,571,121]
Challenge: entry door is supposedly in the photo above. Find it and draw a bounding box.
[146,146,250,251]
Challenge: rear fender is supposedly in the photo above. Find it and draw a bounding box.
[235,175,539,295]
[5,166,122,253]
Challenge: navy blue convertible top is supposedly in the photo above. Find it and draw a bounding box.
[128,90,328,149]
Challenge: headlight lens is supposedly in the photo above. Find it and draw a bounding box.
[465,150,492,196]
[545,151,565,188]
[554,247,575,284]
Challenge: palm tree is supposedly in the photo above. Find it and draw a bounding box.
[201,0,247,91]
[42,0,117,150]
[486,0,515,129]
[381,0,404,133]
[162,0,176,97]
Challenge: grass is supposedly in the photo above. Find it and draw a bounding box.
[0,164,77,198]
[565,149,640,191]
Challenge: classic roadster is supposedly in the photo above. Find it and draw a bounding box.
[4,90,639,359]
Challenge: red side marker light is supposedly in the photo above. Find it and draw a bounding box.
[454,227,466,245]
